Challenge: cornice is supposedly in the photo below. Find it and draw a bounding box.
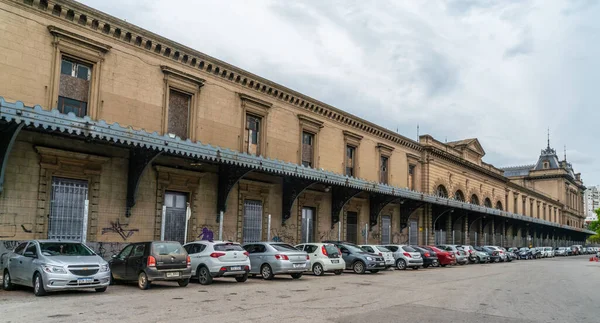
[424,146,507,182]
[47,25,111,53]
[15,0,422,153]
[161,65,205,86]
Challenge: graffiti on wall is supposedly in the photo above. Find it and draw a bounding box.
[392,232,409,244]
[270,224,296,244]
[192,225,235,242]
[88,242,127,260]
[318,228,338,241]
[0,213,33,238]
[101,219,139,241]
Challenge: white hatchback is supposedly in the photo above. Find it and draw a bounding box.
[295,243,345,276]
[360,245,395,268]
[183,241,251,285]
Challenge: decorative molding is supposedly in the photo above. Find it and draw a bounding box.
[239,93,273,110]
[297,114,324,132]
[161,65,205,87]
[48,25,111,53]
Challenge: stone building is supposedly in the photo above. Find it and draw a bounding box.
[0,0,592,257]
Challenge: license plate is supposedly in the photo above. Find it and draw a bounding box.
[331,260,339,264]
[166,272,180,278]
[77,278,93,284]
[230,266,242,271]
[378,263,384,266]
[293,263,305,268]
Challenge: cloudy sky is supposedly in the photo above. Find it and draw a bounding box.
[80,0,600,185]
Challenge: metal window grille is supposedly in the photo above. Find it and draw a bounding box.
[243,200,263,243]
[409,221,418,245]
[435,230,446,245]
[346,212,358,244]
[381,215,391,244]
[163,191,187,244]
[48,177,88,242]
[301,207,315,243]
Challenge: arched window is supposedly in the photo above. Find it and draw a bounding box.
[435,185,448,198]
[495,201,503,210]
[470,194,479,205]
[454,190,465,201]
[484,198,492,208]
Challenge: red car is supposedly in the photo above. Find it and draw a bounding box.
[422,245,456,267]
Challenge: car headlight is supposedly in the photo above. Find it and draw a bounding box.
[100,264,110,272]
[366,257,373,261]
[42,264,67,274]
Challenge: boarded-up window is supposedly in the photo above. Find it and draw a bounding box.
[346,146,355,176]
[301,132,314,167]
[58,57,91,117]
[408,164,415,190]
[246,114,261,155]
[380,155,389,184]
[167,89,191,140]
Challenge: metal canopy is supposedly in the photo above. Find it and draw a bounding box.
[331,186,362,229]
[399,200,425,230]
[126,148,162,217]
[0,98,594,235]
[216,163,253,222]
[0,122,23,194]
[281,177,316,225]
[368,193,400,229]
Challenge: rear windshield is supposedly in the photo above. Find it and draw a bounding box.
[152,242,185,255]
[377,246,391,252]
[214,243,244,252]
[324,245,339,255]
[386,246,399,252]
[401,246,416,252]
[270,244,299,252]
[40,242,94,256]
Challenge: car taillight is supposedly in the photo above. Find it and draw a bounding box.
[378,252,383,256]
[147,255,156,267]
[322,245,328,256]
[210,252,226,258]
[187,255,191,267]
[274,254,289,260]
[468,250,473,254]
[456,251,460,255]
[243,251,249,257]
[425,252,430,257]
[403,252,412,258]
[306,255,310,260]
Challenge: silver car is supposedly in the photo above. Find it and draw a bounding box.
[383,245,423,270]
[1,240,110,296]
[242,242,309,280]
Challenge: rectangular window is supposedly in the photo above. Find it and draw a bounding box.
[522,200,526,216]
[246,114,261,155]
[58,57,91,117]
[346,146,355,177]
[380,156,389,184]
[301,132,314,167]
[381,215,391,244]
[409,220,418,245]
[301,207,315,243]
[243,200,263,243]
[514,197,518,213]
[167,89,191,140]
[162,191,188,244]
[48,177,88,242]
[408,165,416,190]
[346,211,358,244]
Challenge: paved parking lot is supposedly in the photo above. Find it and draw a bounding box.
[1,256,598,323]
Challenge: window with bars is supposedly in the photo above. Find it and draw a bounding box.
[246,115,261,155]
[167,89,191,140]
[301,207,315,243]
[243,200,263,243]
[381,215,391,244]
[58,57,91,117]
[380,155,389,184]
[346,211,358,244]
[301,132,314,167]
[48,177,88,242]
[345,145,356,177]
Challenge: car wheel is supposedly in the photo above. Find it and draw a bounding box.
[138,272,150,290]
[370,270,379,274]
[2,270,13,291]
[177,278,190,287]
[396,259,407,270]
[353,261,366,274]
[33,273,47,296]
[334,270,343,275]
[473,257,480,264]
[312,263,324,276]
[423,264,429,269]
[109,273,116,285]
[261,264,274,280]
[197,266,213,285]
[95,287,107,293]
[235,273,248,283]
[291,273,303,279]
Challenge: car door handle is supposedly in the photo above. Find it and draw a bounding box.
[19,261,22,264]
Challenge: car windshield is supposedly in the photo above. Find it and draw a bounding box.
[519,248,529,251]
[270,243,299,252]
[376,246,391,252]
[214,243,244,251]
[402,246,416,252]
[343,244,366,253]
[39,242,94,256]
[324,245,340,255]
[152,242,185,255]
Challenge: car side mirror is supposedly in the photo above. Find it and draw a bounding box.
[111,254,117,259]
[24,251,37,258]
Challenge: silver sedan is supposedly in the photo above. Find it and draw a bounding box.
[242,242,310,280]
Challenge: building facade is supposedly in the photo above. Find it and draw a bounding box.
[0,0,592,257]
[584,186,599,222]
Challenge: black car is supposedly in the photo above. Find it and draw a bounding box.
[517,248,534,259]
[530,248,543,259]
[474,246,500,263]
[109,241,192,290]
[411,245,439,268]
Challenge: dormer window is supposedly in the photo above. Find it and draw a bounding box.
[543,161,550,169]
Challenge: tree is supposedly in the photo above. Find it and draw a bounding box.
[587,209,600,244]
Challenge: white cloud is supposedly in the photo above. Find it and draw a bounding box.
[79,0,600,184]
